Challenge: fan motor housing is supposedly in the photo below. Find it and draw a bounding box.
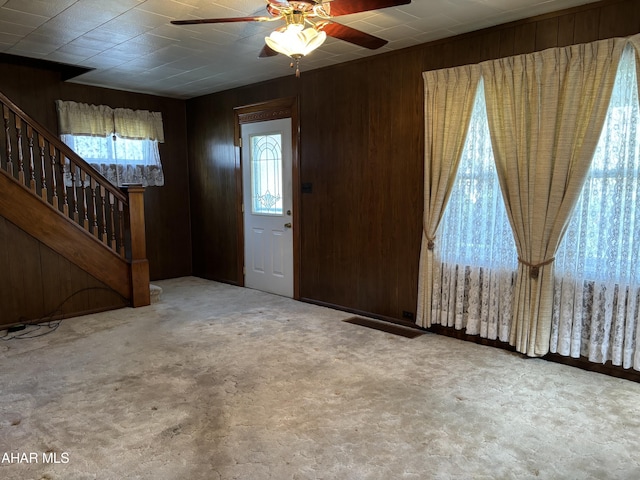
[267,1,331,19]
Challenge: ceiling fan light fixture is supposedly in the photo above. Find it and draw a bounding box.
[265,24,326,59]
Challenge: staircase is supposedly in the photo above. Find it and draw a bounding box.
[0,91,150,327]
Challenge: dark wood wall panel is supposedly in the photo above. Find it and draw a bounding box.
[557,14,577,47]
[0,217,126,327]
[188,0,640,323]
[0,62,192,281]
[498,28,516,58]
[574,8,601,44]
[512,22,537,55]
[187,77,298,284]
[481,30,503,60]
[536,17,560,50]
[599,0,640,38]
[301,61,371,307]
[188,90,239,283]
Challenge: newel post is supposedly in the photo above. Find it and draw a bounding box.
[125,185,150,307]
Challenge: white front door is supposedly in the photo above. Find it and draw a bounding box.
[242,118,293,297]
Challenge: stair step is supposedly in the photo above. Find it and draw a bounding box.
[150,284,162,304]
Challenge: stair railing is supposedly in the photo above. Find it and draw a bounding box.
[0,91,149,306]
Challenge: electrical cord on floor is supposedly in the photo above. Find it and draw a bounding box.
[1,286,128,341]
[1,321,61,340]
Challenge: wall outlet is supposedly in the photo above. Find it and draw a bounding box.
[402,311,414,320]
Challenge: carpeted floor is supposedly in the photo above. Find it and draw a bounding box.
[1,277,639,479]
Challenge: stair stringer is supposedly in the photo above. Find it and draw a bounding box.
[0,169,131,301]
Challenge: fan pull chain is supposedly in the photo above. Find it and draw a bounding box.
[290,59,301,78]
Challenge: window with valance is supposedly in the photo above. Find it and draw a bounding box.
[56,100,165,187]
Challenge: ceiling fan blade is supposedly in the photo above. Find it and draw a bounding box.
[322,0,411,17]
[259,44,280,58]
[320,22,387,49]
[171,16,272,25]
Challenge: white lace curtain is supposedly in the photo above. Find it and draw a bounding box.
[552,44,640,369]
[56,100,165,187]
[418,35,638,361]
[430,80,517,343]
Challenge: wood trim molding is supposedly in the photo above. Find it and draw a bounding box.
[233,97,296,146]
[237,107,293,125]
[233,97,301,299]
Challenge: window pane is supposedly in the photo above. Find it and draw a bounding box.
[251,133,283,215]
[61,134,155,166]
[66,135,111,163]
[556,46,640,283]
[438,80,517,270]
[113,136,146,164]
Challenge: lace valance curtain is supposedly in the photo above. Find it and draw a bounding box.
[114,108,165,142]
[56,100,165,187]
[57,101,165,142]
[56,101,114,136]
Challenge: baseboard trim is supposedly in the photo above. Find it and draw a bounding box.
[299,298,640,383]
[299,297,423,331]
[194,274,242,287]
[428,324,640,383]
[0,303,128,331]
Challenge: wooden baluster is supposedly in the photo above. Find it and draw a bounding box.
[49,145,59,210]
[109,192,117,250]
[62,161,69,217]
[80,170,88,230]
[26,124,36,192]
[69,160,79,223]
[61,157,71,218]
[100,185,108,244]
[118,200,125,257]
[91,177,99,238]
[15,116,24,185]
[39,134,47,202]
[3,104,13,177]
[0,103,4,172]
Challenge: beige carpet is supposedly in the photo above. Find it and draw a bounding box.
[1,277,639,480]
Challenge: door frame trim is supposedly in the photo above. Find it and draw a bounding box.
[233,97,300,299]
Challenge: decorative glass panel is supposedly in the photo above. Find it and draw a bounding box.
[251,133,283,215]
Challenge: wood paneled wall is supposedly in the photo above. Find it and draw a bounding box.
[187,0,640,322]
[187,77,299,283]
[0,61,192,282]
[0,217,127,325]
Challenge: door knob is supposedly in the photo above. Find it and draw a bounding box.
[284,223,292,229]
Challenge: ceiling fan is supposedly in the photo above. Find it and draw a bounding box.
[171,0,411,75]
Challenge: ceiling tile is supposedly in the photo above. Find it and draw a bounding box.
[3,0,76,18]
[0,5,48,28]
[0,0,605,98]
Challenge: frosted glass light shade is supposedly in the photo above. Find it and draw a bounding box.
[265,24,326,58]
